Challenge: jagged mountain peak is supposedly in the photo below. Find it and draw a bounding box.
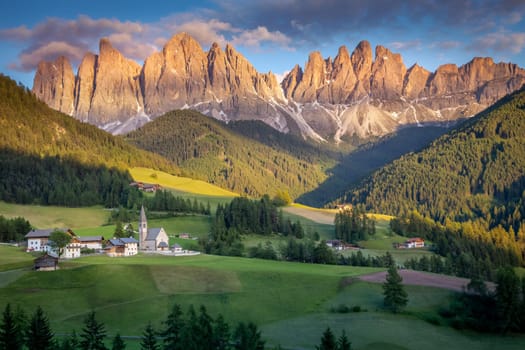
[32,32,525,142]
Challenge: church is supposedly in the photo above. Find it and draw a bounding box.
[139,206,169,251]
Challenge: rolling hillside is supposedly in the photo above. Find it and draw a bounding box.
[125,110,335,199]
[0,74,177,207]
[341,86,525,230]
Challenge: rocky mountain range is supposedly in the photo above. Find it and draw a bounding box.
[32,33,525,141]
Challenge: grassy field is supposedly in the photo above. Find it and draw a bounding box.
[1,251,524,349]
[0,245,34,271]
[0,201,109,229]
[130,167,238,197]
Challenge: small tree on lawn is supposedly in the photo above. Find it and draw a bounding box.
[26,306,54,350]
[114,221,125,238]
[79,311,108,350]
[383,265,408,313]
[49,230,71,258]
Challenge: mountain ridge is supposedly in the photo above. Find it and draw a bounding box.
[33,33,525,142]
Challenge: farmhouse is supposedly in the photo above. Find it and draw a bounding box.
[139,206,169,251]
[78,236,104,250]
[105,237,139,257]
[33,254,58,271]
[394,237,425,249]
[25,228,81,258]
[326,239,344,250]
[130,182,162,193]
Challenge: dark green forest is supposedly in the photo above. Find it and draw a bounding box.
[125,110,334,199]
[0,74,177,207]
[341,86,525,232]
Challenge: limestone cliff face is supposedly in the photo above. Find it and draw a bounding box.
[33,56,75,115]
[33,33,525,141]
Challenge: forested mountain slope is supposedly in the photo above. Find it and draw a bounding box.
[125,110,335,199]
[0,74,177,207]
[342,87,525,230]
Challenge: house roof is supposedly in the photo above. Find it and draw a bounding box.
[172,243,182,249]
[34,254,58,267]
[78,236,104,242]
[108,237,138,246]
[25,229,57,238]
[406,238,424,243]
[120,237,138,244]
[146,228,164,241]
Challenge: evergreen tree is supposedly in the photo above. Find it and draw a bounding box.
[111,333,126,350]
[79,311,108,350]
[160,304,184,350]
[212,314,230,350]
[114,221,125,238]
[495,267,521,333]
[197,306,213,350]
[316,327,336,350]
[0,304,23,350]
[232,322,264,350]
[26,306,54,350]
[180,306,199,350]
[60,331,79,350]
[383,266,408,313]
[140,322,158,350]
[337,330,352,350]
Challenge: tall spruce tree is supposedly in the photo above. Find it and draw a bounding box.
[140,322,158,350]
[60,330,79,350]
[337,330,352,350]
[495,267,521,333]
[232,322,264,350]
[160,304,184,350]
[79,311,108,350]
[212,314,230,350]
[0,304,23,350]
[383,266,408,313]
[26,306,54,350]
[316,327,337,350]
[111,333,126,350]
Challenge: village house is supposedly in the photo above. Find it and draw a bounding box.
[105,237,139,257]
[394,237,425,249]
[139,206,169,251]
[172,243,183,253]
[130,182,162,193]
[25,228,82,258]
[326,239,344,251]
[78,236,105,250]
[33,254,58,271]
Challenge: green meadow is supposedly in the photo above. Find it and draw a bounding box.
[1,247,524,349]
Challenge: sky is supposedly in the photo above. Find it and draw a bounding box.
[1,0,525,88]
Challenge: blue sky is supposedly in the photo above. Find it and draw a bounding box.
[1,0,525,88]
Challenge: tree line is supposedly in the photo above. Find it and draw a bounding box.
[334,205,376,243]
[0,215,31,242]
[390,210,524,280]
[0,303,356,349]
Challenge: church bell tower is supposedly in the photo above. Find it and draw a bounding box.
[139,205,148,249]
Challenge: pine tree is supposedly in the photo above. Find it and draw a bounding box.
[0,304,23,350]
[337,330,352,350]
[26,306,54,350]
[60,330,79,350]
[232,322,265,350]
[383,266,408,313]
[160,304,184,350]
[140,322,158,350]
[79,311,108,350]
[112,333,126,350]
[212,314,230,350]
[197,306,213,350]
[316,327,336,350]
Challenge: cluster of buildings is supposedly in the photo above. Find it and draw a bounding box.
[129,182,162,193]
[393,237,425,249]
[25,206,185,263]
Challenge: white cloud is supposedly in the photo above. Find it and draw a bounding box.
[470,31,525,54]
[231,26,292,48]
[388,40,422,50]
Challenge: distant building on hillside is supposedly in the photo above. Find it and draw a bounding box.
[25,228,81,258]
[78,236,105,250]
[33,254,58,271]
[394,237,425,249]
[130,182,162,193]
[105,237,139,257]
[139,206,169,251]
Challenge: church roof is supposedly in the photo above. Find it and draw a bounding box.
[158,241,168,248]
[140,205,147,223]
[146,228,164,241]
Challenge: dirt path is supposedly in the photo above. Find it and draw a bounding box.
[359,269,495,292]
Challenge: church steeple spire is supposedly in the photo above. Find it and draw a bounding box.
[139,205,148,249]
